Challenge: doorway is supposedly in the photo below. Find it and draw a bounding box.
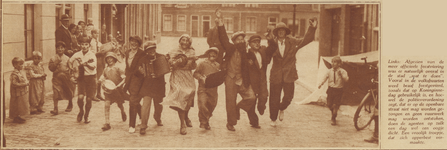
[202,15,211,37]
[191,15,199,37]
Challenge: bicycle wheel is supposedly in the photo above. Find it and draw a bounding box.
[354,92,375,130]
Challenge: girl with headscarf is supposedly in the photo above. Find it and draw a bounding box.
[163,34,197,135]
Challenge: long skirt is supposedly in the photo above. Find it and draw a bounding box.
[9,89,29,118]
[28,78,45,111]
[162,70,195,111]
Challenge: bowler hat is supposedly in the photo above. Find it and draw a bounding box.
[231,31,246,42]
[60,14,70,21]
[129,36,142,46]
[273,22,291,36]
[143,41,157,51]
[248,35,262,43]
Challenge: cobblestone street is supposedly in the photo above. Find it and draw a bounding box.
[4,82,377,148]
[3,37,377,148]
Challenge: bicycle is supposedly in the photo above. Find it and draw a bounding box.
[353,57,378,130]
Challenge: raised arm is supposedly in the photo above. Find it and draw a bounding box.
[217,22,234,54]
[295,19,318,51]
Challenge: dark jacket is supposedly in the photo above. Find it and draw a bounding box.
[136,53,166,98]
[217,25,250,88]
[267,26,317,84]
[123,49,145,95]
[247,44,274,93]
[55,25,73,57]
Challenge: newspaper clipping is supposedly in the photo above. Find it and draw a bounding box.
[1,0,447,149]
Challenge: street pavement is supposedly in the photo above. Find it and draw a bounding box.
[3,37,378,148]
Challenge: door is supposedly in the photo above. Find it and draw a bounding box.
[202,15,211,37]
[203,21,210,37]
[330,8,341,56]
[349,5,365,55]
[191,15,199,37]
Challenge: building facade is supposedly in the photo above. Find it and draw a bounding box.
[161,4,320,39]
[2,4,161,108]
[121,4,162,43]
[319,4,380,56]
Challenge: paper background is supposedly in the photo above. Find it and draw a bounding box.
[2,0,447,149]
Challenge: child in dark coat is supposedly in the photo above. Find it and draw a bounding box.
[9,57,29,123]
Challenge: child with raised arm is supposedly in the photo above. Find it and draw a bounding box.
[318,56,349,125]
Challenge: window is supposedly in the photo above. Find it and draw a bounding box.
[246,17,257,33]
[268,17,277,26]
[222,4,236,7]
[25,4,34,60]
[203,16,210,21]
[245,4,258,8]
[177,15,186,31]
[223,18,234,33]
[55,4,72,28]
[163,14,172,31]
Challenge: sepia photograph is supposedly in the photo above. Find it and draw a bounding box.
[0,2,383,148]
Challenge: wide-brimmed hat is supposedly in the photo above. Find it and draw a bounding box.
[231,31,246,42]
[248,35,262,43]
[60,14,70,21]
[104,51,120,63]
[205,47,219,55]
[143,41,157,51]
[273,22,291,36]
[129,36,142,46]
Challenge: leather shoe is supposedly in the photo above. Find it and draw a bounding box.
[199,123,206,129]
[140,128,146,135]
[257,105,265,115]
[65,104,73,112]
[92,97,101,102]
[13,117,26,124]
[185,119,192,127]
[331,119,336,125]
[102,124,111,131]
[226,123,235,131]
[50,110,58,115]
[30,111,39,115]
[205,124,211,130]
[157,121,164,126]
[77,112,84,122]
[121,112,127,122]
[364,136,378,143]
[180,126,187,135]
[84,118,90,124]
[251,125,261,129]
